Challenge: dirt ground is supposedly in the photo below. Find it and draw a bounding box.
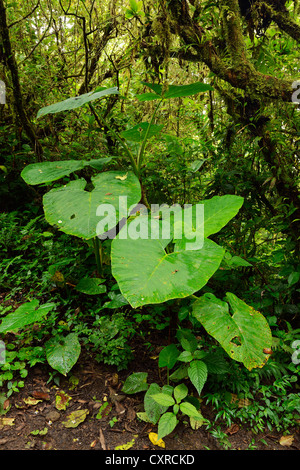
[1,346,299,453]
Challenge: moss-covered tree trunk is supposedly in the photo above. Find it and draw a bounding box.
[166,0,300,252]
[0,0,42,161]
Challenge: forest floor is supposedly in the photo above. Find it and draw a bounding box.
[1,334,300,453]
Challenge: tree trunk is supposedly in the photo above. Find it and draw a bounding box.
[0,0,43,161]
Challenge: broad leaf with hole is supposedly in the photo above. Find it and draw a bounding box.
[192,293,272,370]
[43,171,141,240]
[37,87,119,118]
[45,333,81,376]
[0,299,55,333]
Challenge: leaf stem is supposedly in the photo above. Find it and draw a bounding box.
[93,236,103,277]
[137,99,162,172]
[89,103,139,177]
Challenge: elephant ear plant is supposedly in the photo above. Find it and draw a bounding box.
[17,83,272,420]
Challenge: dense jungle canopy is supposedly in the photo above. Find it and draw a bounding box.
[1,0,299,308]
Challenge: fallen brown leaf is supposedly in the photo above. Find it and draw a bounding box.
[115,400,125,415]
[127,406,136,421]
[99,428,106,450]
[226,423,239,435]
[279,435,294,447]
[32,391,50,401]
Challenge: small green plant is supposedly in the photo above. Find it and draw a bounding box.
[209,426,232,450]
[121,333,227,439]
[0,343,45,397]
[124,376,206,440]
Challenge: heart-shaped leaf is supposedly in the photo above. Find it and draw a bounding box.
[45,333,81,376]
[111,235,224,308]
[158,344,180,369]
[43,171,141,240]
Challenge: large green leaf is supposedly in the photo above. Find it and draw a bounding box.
[170,195,244,250]
[179,402,202,418]
[45,333,81,376]
[37,87,119,119]
[21,158,114,186]
[21,160,85,185]
[43,171,141,240]
[0,299,55,333]
[138,81,213,102]
[111,232,224,308]
[192,293,272,370]
[151,393,175,407]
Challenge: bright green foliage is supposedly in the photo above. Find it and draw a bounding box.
[75,277,106,295]
[45,333,81,376]
[137,81,214,102]
[43,171,141,240]
[0,299,55,333]
[21,158,113,185]
[192,292,273,370]
[111,194,243,307]
[21,160,86,185]
[36,87,119,119]
[111,236,224,307]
